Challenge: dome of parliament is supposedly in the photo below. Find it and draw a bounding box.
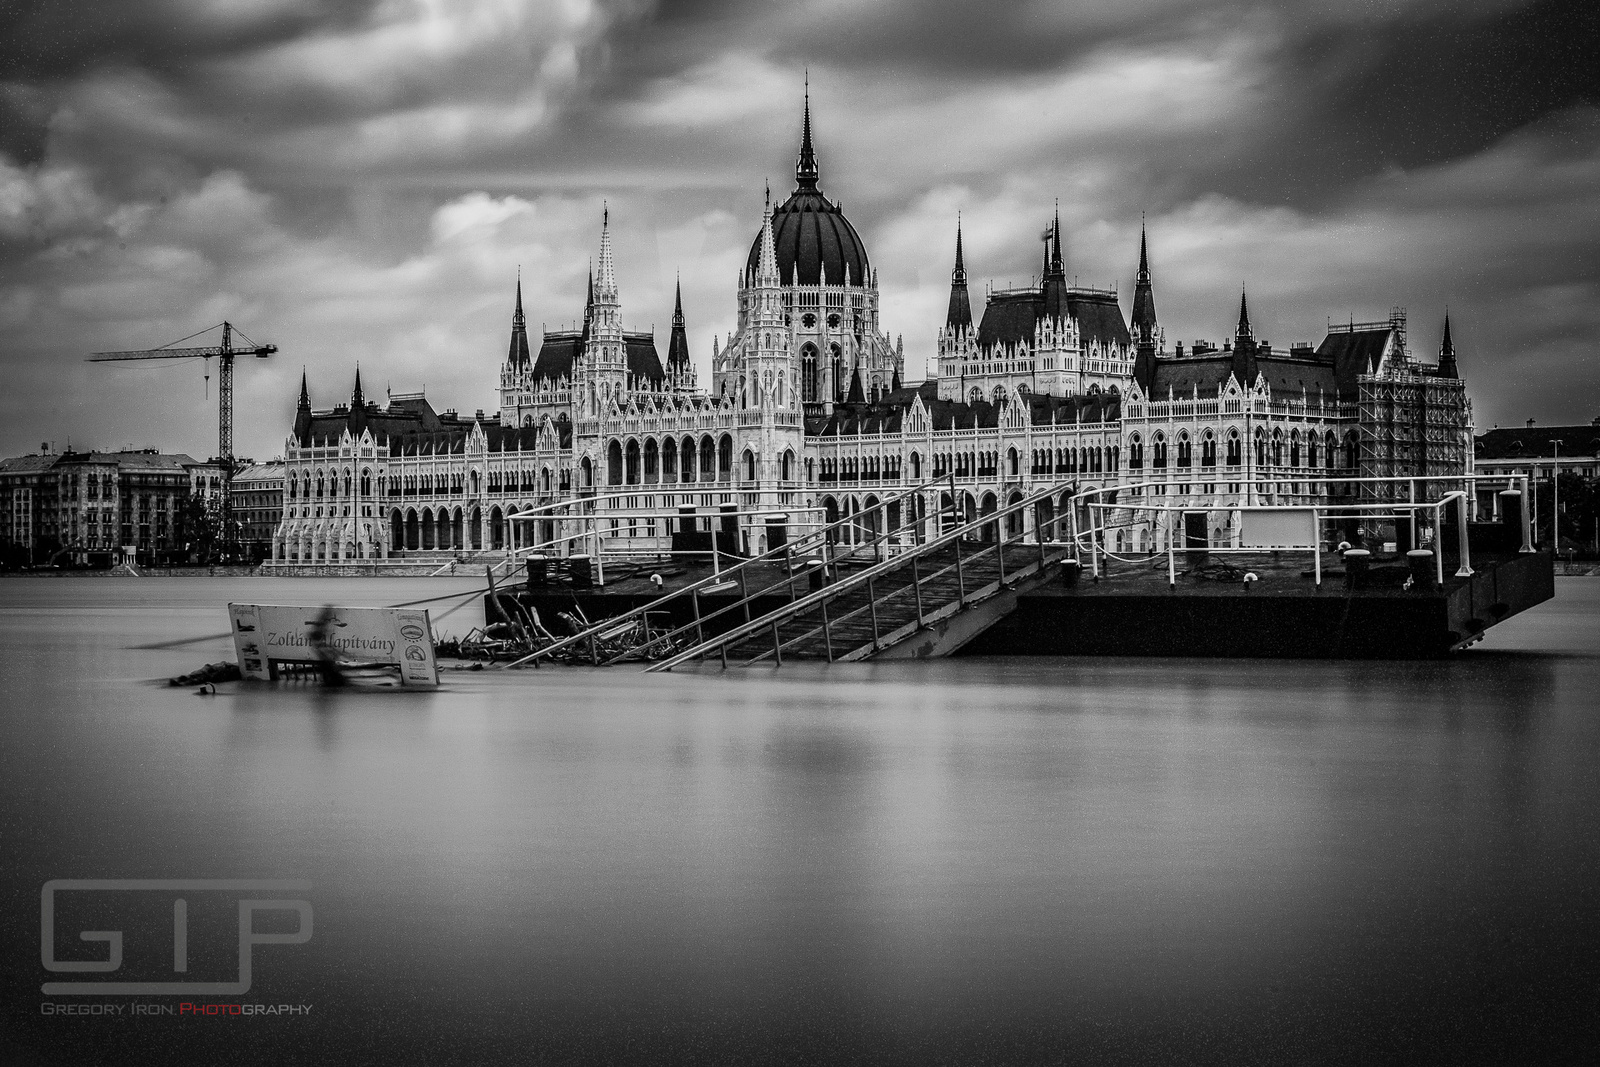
[744,99,871,288]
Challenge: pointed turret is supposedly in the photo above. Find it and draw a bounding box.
[506,273,532,368]
[846,364,865,404]
[1231,286,1258,386]
[796,75,819,191]
[946,217,972,329]
[348,365,368,434]
[667,276,691,369]
[293,369,312,443]
[1050,203,1064,275]
[595,205,617,303]
[1042,204,1069,321]
[1131,223,1159,393]
[1437,313,1458,378]
[755,186,780,289]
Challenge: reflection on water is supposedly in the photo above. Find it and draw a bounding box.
[2,577,1598,1065]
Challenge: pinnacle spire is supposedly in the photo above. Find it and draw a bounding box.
[507,273,533,367]
[756,186,780,285]
[1130,220,1158,357]
[1051,201,1063,274]
[595,204,616,301]
[796,75,819,190]
[1438,311,1458,378]
[352,363,364,406]
[947,215,972,329]
[298,368,310,409]
[673,275,685,328]
[1237,286,1252,340]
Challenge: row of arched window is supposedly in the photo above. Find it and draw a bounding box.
[287,468,372,500]
[1127,428,1358,471]
[816,454,903,484]
[1028,445,1118,476]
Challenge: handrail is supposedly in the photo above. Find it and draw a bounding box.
[497,474,959,667]
[645,478,1077,672]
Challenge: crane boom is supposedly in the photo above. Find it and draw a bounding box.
[87,321,277,560]
[89,345,276,361]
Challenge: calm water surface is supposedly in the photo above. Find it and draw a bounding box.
[2,576,1598,1065]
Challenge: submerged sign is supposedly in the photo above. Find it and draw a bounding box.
[228,604,439,687]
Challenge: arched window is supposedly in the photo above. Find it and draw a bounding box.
[1152,434,1168,469]
[801,344,819,402]
[1200,432,1217,468]
[993,385,1008,406]
[910,451,921,480]
[1325,431,1338,470]
[1227,431,1242,467]
[718,435,733,480]
[831,344,844,399]
[1307,433,1319,468]
[1271,429,1284,467]
[643,438,659,483]
[1344,432,1359,469]
[742,448,756,482]
[625,439,641,484]
[607,440,623,485]
[969,386,984,405]
[699,436,715,481]
[1254,429,1267,466]
[1007,448,1019,477]
[661,437,677,481]
[781,449,795,482]
[1176,433,1192,468]
[1290,431,1301,467]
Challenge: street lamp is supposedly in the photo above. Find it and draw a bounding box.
[1548,439,1562,553]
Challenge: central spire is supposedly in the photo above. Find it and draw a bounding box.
[796,74,819,191]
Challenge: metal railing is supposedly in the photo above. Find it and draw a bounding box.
[497,475,961,668]
[644,478,1079,672]
[1069,473,1535,588]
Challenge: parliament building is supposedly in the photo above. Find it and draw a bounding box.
[272,98,1472,565]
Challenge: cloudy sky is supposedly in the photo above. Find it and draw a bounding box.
[2,0,1597,463]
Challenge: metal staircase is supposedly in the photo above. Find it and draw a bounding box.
[645,481,1077,671]
[500,476,961,668]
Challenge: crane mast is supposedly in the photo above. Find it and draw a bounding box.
[90,321,277,559]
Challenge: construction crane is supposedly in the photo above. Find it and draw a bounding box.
[90,321,277,556]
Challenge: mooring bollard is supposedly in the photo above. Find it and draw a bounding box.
[1406,549,1436,591]
[1060,558,1081,588]
[1343,548,1371,590]
[526,554,549,588]
[806,557,826,591]
[570,554,593,588]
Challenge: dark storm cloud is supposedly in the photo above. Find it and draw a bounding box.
[1,0,1597,462]
[0,0,382,162]
[1221,0,1600,204]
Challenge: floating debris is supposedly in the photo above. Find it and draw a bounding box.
[169,661,241,687]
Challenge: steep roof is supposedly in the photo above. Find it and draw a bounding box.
[1316,325,1394,394]
[976,288,1131,350]
[529,331,665,384]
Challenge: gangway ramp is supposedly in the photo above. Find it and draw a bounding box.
[645,482,1078,670]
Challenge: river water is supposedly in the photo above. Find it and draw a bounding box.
[2,576,1597,1065]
